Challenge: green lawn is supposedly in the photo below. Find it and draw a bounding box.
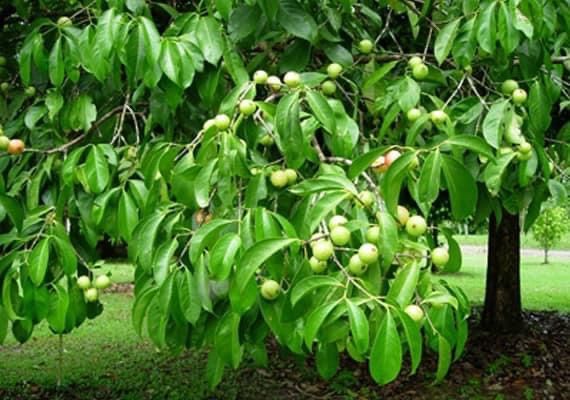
[455,232,570,250]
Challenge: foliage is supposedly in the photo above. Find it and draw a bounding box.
[0,0,568,388]
[532,205,569,263]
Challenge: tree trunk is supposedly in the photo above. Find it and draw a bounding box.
[544,247,549,264]
[481,209,523,333]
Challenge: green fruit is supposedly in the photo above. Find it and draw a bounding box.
[365,226,380,243]
[406,215,427,236]
[330,226,351,246]
[94,275,111,290]
[412,63,429,80]
[284,169,297,184]
[270,170,288,188]
[358,243,379,264]
[464,65,473,74]
[267,75,282,91]
[404,304,424,322]
[512,89,527,105]
[516,150,532,161]
[313,240,334,261]
[260,280,281,300]
[358,39,374,54]
[501,79,519,95]
[253,70,268,84]
[214,114,231,130]
[431,247,449,267]
[309,256,327,273]
[84,288,99,302]
[0,56,6,67]
[1,82,8,92]
[57,16,73,27]
[259,134,274,146]
[408,56,423,68]
[406,108,422,122]
[328,215,348,229]
[0,136,9,151]
[519,141,532,154]
[397,205,410,226]
[203,118,216,130]
[283,71,301,88]
[348,254,367,275]
[358,190,375,207]
[321,80,336,95]
[430,110,447,124]
[24,86,36,97]
[327,63,343,79]
[499,147,514,156]
[77,276,91,290]
[239,99,256,116]
[504,124,523,144]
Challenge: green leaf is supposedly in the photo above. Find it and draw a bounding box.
[189,219,235,264]
[215,312,242,369]
[381,152,416,214]
[482,100,508,149]
[206,350,225,389]
[304,301,340,348]
[228,5,260,41]
[528,80,551,140]
[422,291,459,309]
[363,61,399,89]
[0,194,24,232]
[118,190,138,241]
[235,238,297,293]
[278,0,318,43]
[129,211,167,271]
[46,285,69,334]
[547,180,567,206]
[132,287,156,336]
[2,270,22,321]
[152,240,178,286]
[377,211,399,267]
[483,152,516,196]
[159,39,181,86]
[435,335,452,382]
[177,269,201,324]
[275,92,306,168]
[435,18,461,64]
[316,343,339,380]
[440,229,462,273]
[396,309,423,374]
[29,238,50,286]
[418,149,441,205]
[497,1,520,54]
[369,311,402,384]
[71,95,97,132]
[398,77,421,112]
[306,90,336,134]
[85,145,110,194]
[387,262,420,307]
[196,16,224,65]
[307,190,351,236]
[0,306,8,345]
[45,91,64,120]
[289,175,356,195]
[291,275,342,306]
[441,155,477,220]
[209,233,241,280]
[477,1,497,53]
[49,36,64,86]
[193,160,217,208]
[52,236,77,276]
[24,106,47,130]
[445,135,495,160]
[346,300,370,354]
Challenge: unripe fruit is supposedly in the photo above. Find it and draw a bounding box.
[519,141,532,154]
[406,215,427,237]
[348,254,368,275]
[267,75,282,91]
[321,80,337,95]
[283,71,301,88]
[253,70,268,84]
[358,190,375,207]
[0,56,6,66]
[498,147,514,156]
[1,82,8,92]
[327,63,343,79]
[409,155,420,170]
[309,256,327,273]
[505,124,523,144]
[404,304,424,322]
[464,65,473,74]
[407,108,422,122]
[365,225,380,243]
[77,276,91,290]
[203,118,216,130]
[512,89,527,105]
[284,169,297,185]
[7,139,25,155]
[501,79,519,95]
[328,215,348,229]
[358,39,374,54]
[259,134,274,146]
[260,280,281,300]
[516,150,532,161]
[0,136,9,151]
[430,110,447,124]
[412,63,429,80]
[214,114,231,130]
[358,243,379,264]
[313,240,334,261]
[431,247,449,267]
[397,205,410,226]
[371,156,388,173]
[57,16,73,27]
[330,226,351,246]
[239,99,256,116]
[94,275,111,290]
[309,233,324,248]
[408,56,423,68]
[84,288,99,302]
[24,86,36,97]
[384,149,401,167]
[270,170,288,188]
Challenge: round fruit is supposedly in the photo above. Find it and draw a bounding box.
[94,275,111,290]
[358,39,374,54]
[519,141,532,154]
[512,88,527,105]
[24,86,36,97]
[327,63,343,79]
[1,82,8,92]
[412,63,429,80]
[203,118,216,130]
[431,247,450,267]
[321,80,337,95]
[57,16,73,27]
[501,79,519,95]
[358,243,379,264]
[365,226,380,243]
[284,169,297,185]
[0,56,6,66]
[464,65,473,74]
[283,71,301,88]
[260,280,281,300]
[397,205,410,226]
[430,110,447,124]
[328,215,348,229]
[406,215,427,236]
[384,149,401,167]
[239,99,256,116]
[313,240,334,261]
[0,136,9,151]
[358,190,375,207]
[259,134,274,146]
[84,288,99,302]
[348,254,368,275]
[253,70,268,84]
[77,276,91,290]
[408,56,423,68]
[505,124,523,144]
[407,108,422,122]
[330,226,351,246]
[270,170,288,188]
[371,156,387,173]
[267,75,282,91]
[309,256,327,273]
[214,114,231,130]
[404,304,424,322]
[7,139,25,155]
[516,150,532,161]
[309,233,325,248]
[498,147,514,156]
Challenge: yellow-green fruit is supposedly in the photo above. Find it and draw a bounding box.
[365,226,380,243]
[84,288,99,302]
[270,170,288,188]
[260,280,281,300]
[358,39,374,54]
[327,63,343,79]
[328,215,348,229]
[397,205,410,226]
[406,215,427,236]
[404,304,424,322]
[77,276,91,290]
[259,134,274,146]
[430,110,447,124]
[239,99,256,116]
[214,114,231,130]
[348,254,367,275]
[516,150,532,161]
[519,141,532,154]
[94,275,111,290]
[0,82,8,92]
[313,240,334,261]
[0,56,6,67]
[24,86,36,97]
[57,16,73,27]
[267,75,282,91]
[283,71,301,88]
[358,190,375,207]
[0,136,9,151]
[512,89,527,105]
[253,70,268,84]
[358,243,379,264]
[321,80,337,95]
[309,256,327,273]
[407,108,422,122]
[203,118,216,130]
[408,56,423,68]
[501,79,519,95]
[412,63,429,80]
[330,226,351,246]
[431,247,450,267]
[284,169,297,185]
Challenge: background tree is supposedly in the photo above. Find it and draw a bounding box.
[532,204,569,264]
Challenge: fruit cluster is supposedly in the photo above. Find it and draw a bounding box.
[77,274,112,302]
[270,169,298,188]
[0,126,25,155]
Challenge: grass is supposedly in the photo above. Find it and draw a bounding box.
[455,232,570,250]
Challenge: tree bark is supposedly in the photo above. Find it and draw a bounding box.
[544,247,549,265]
[481,209,523,333]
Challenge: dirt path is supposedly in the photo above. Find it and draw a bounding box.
[460,245,570,261]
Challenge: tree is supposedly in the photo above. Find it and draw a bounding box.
[532,205,569,264]
[0,0,568,387]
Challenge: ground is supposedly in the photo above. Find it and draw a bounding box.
[0,238,568,400]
